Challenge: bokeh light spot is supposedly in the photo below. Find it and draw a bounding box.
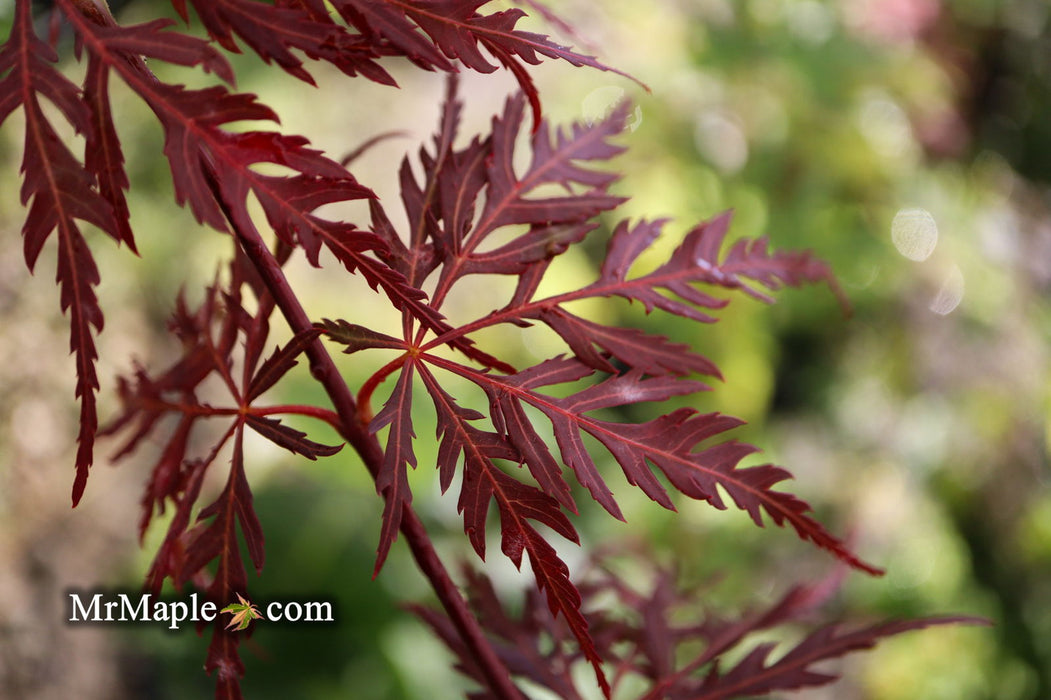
[891,207,938,261]
[929,264,965,315]
[694,111,748,174]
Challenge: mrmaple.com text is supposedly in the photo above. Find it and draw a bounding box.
[67,592,333,630]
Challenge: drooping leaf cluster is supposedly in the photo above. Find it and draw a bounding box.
[0,0,982,698]
[415,554,988,700]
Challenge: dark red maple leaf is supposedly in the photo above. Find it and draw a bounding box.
[172,0,394,86]
[0,0,124,505]
[330,0,639,123]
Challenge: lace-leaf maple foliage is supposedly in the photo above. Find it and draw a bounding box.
[414,554,982,700]
[0,0,984,698]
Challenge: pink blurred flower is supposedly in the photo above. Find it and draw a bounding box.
[844,0,941,43]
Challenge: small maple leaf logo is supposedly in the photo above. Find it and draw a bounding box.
[220,593,262,631]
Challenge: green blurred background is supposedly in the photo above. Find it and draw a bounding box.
[1,0,1049,698]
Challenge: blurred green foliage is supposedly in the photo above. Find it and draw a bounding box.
[544,1,1050,698]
